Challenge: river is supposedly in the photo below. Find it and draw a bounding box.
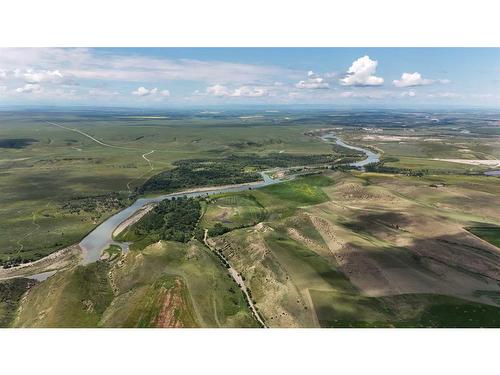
[79,172,283,264]
[76,132,379,264]
[484,170,500,177]
[320,132,380,168]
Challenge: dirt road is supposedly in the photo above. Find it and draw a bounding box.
[203,229,267,327]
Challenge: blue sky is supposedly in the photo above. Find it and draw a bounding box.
[0,48,498,107]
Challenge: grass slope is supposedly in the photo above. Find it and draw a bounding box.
[13,261,113,327]
[311,291,500,328]
[0,278,35,327]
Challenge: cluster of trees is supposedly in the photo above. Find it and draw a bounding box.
[0,138,38,149]
[139,153,345,194]
[330,144,365,159]
[132,197,201,243]
[364,162,428,176]
[0,251,47,268]
[207,222,231,237]
[228,138,285,149]
[62,192,127,215]
[138,159,260,194]
[225,153,338,168]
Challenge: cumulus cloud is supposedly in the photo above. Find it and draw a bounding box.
[206,84,269,97]
[393,72,431,87]
[15,83,42,93]
[295,71,329,89]
[232,86,268,97]
[0,70,6,80]
[132,86,170,97]
[206,84,232,97]
[393,72,449,87]
[22,69,63,83]
[340,56,384,87]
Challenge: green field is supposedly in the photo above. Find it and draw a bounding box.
[467,227,500,248]
[201,194,267,230]
[311,291,500,328]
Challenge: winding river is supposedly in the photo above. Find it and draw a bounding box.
[320,132,380,168]
[21,131,377,266]
[79,172,283,264]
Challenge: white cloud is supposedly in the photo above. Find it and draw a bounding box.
[340,56,384,87]
[401,90,417,97]
[0,48,290,85]
[206,84,232,97]
[132,86,170,97]
[393,72,451,87]
[22,69,63,83]
[15,83,42,93]
[232,86,268,97]
[0,70,6,80]
[132,87,151,96]
[295,71,329,89]
[206,84,269,97]
[393,72,444,87]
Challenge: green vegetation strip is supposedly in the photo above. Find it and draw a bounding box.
[466,227,500,248]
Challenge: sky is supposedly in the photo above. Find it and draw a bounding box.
[0,48,498,108]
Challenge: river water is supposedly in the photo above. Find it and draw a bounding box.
[79,172,282,264]
[320,132,380,168]
[484,170,500,177]
[78,132,379,264]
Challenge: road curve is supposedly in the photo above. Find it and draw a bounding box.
[46,121,135,150]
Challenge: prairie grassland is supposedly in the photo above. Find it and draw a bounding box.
[206,170,500,327]
[200,194,267,230]
[5,169,500,327]
[0,111,331,263]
